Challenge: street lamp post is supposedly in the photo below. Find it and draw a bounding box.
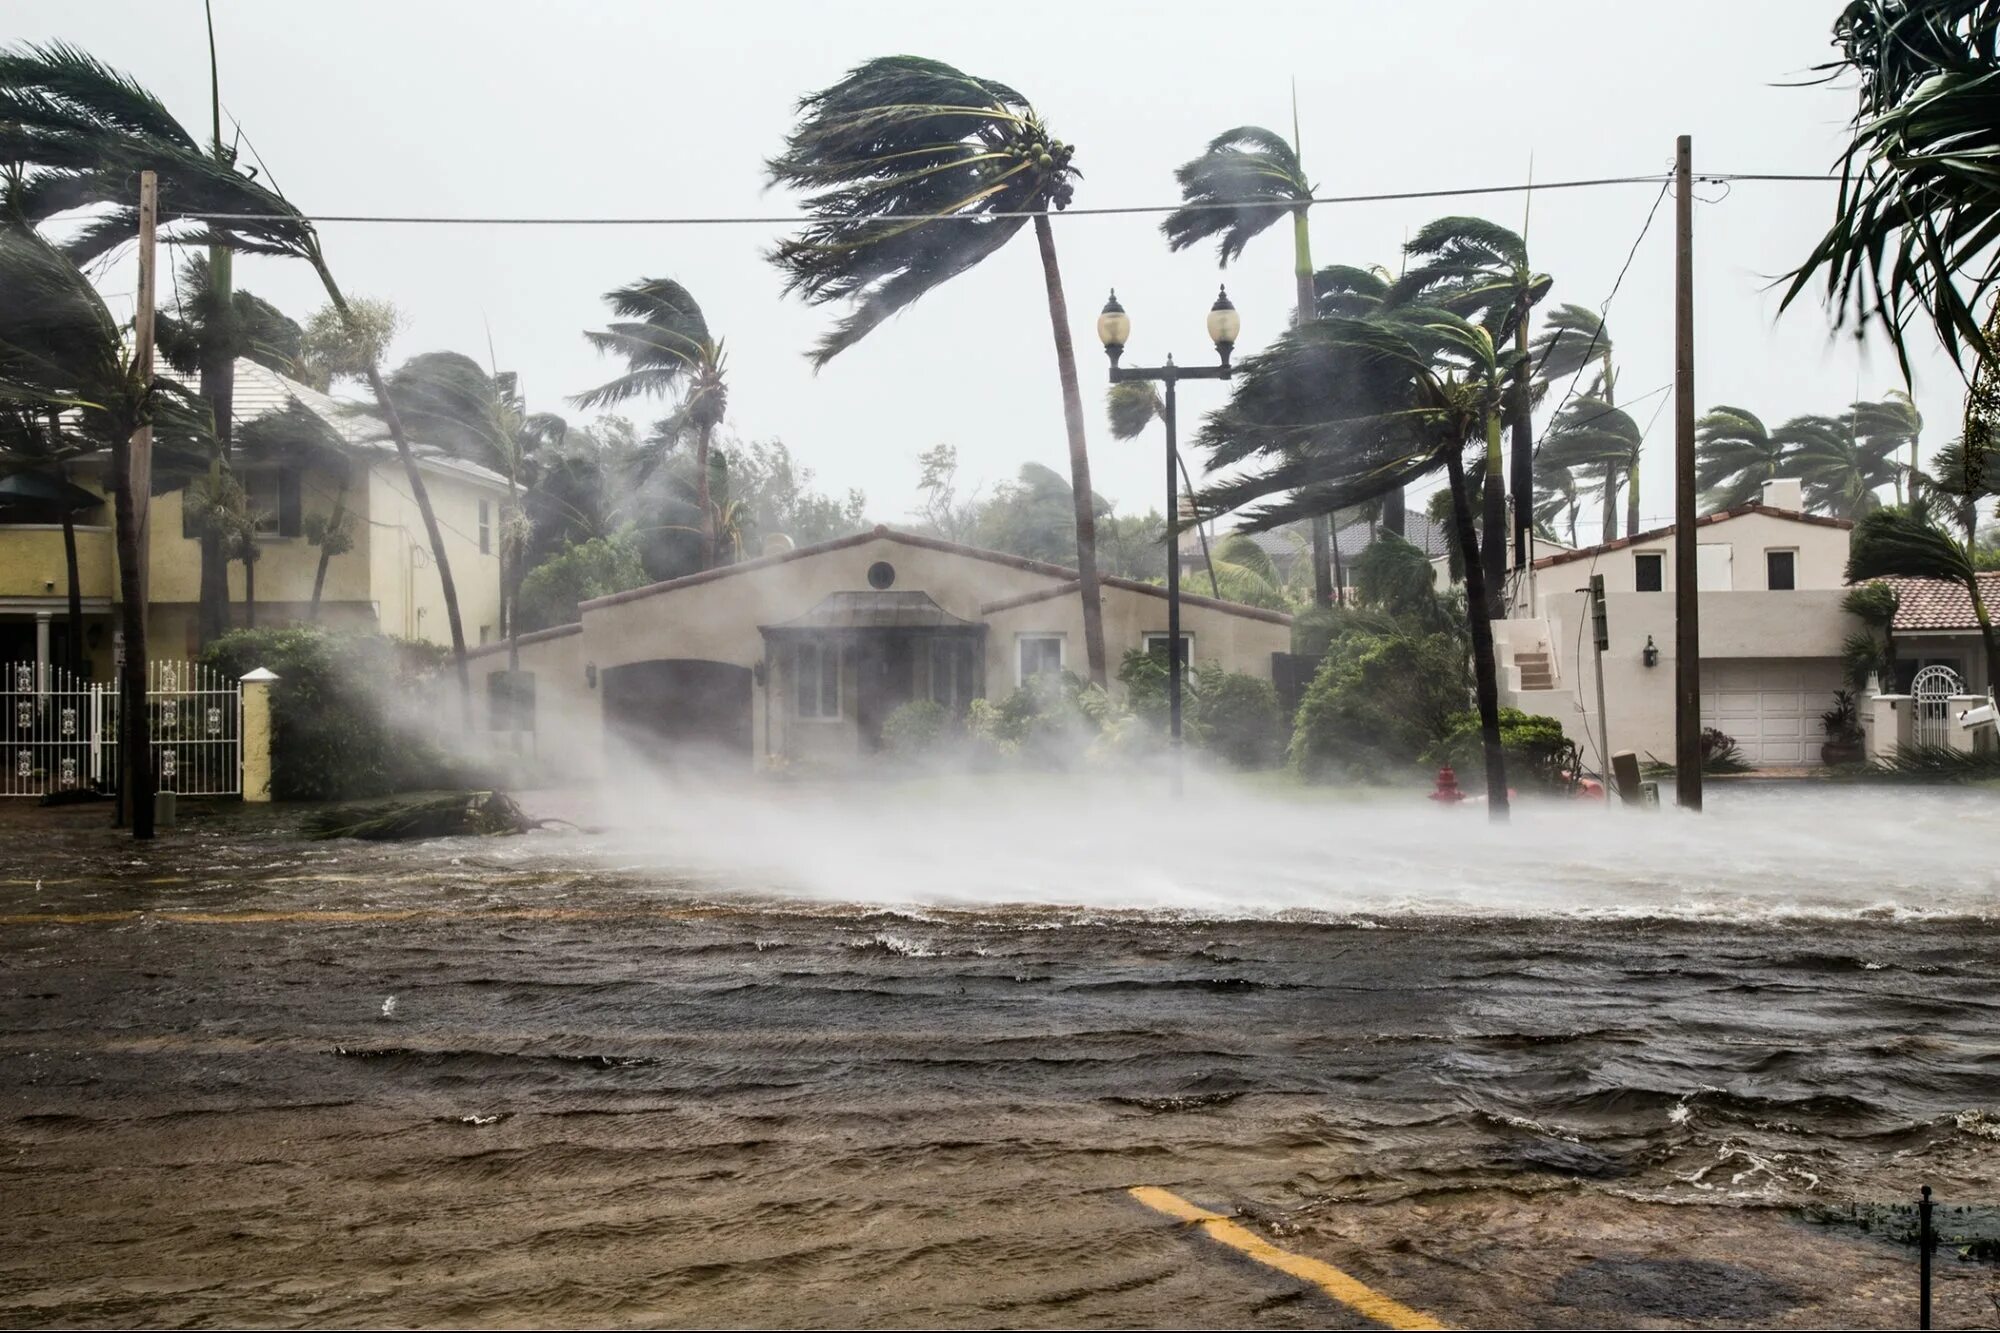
[1097,286,1241,795]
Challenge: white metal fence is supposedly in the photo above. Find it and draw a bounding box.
[1,660,241,798]
[1912,664,1965,750]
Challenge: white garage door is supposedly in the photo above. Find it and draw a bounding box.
[1701,658,1843,766]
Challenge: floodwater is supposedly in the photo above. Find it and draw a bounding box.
[3,779,1999,1328]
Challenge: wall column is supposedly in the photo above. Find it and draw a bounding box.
[34,611,51,688]
[240,667,278,802]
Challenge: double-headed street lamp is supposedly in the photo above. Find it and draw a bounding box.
[1097,286,1241,794]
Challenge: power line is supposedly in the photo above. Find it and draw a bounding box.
[178,171,1836,228]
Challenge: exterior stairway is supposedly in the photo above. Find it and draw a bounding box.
[1513,649,1556,691]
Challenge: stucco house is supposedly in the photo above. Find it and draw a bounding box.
[1874,571,1998,697]
[467,526,1292,774]
[1494,479,1859,769]
[0,358,507,675]
[1225,512,1455,599]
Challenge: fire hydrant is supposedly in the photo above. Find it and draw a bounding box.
[1429,765,1466,804]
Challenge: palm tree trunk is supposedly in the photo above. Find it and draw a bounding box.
[696,421,715,570]
[1625,455,1641,538]
[242,546,255,629]
[1031,212,1107,687]
[196,248,234,647]
[1292,208,1336,607]
[1602,463,1620,542]
[309,256,472,732]
[1481,412,1507,618]
[308,478,347,621]
[1510,314,1532,570]
[1382,487,1405,536]
[1445,446,1509,822]
[61,506,83,676]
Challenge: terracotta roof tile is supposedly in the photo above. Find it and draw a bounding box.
[1878,573,2000,633]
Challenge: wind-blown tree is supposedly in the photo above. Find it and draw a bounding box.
[1391,217,1552,597]
[1196,309,1521,819]
[0,405,94,671]
[1531,304,1626,536]
[1847,505,1997,687]
[1789,412,1902,518]
[1105,379,1220,597]
[1534,467,1584,546]
[1313,262,1404,534]
[1696,406,1791,511]
[156,253,305,641]
[766,56,1110,685]
[1928,432,1999,540]
[1783,0,2000,375]
[1540,396,1643,540]
[235,399,349,619]
[0,41,478,728]
[1852,390,1924,502]
[0,222,213,836]
[571,278,726,568]
[1162,121,1334,604]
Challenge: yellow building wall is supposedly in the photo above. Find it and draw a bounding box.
[367,462,503,648]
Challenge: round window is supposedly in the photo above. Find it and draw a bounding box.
[867,561,896,590]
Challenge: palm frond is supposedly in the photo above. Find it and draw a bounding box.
[1160,123,1308,265]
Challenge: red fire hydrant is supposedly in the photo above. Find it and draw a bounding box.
[1429,765,1466,804]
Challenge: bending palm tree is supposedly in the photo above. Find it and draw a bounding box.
[1196,308,1521,819]
[1848,506,1997,688]
[1392,216,1552,597]
[1313,262,1405,534]
[1531,304,1629,537]
[1541,397,1642,540]
[572,278,725,568]
[1162,121,1334,604]
[766,56,1109,685]
[1696,406,1789,511]
[1788,412,1901,518]
[1850,390,1923,503]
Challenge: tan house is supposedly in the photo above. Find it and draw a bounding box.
[0,358,507,675]
[1494,479,1859,768]
[466,527,1293,774]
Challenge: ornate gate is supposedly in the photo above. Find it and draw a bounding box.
[1,661,241,798]
[1911,664,1964,750]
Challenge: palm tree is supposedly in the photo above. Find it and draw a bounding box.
[1391,217,1553,599]
[1782,0,2000,376]
[766,56,1109,685]
[1195,308,1521,819]
[0,41,479,728]
[571,278,725,568]
[1789,412,1901,518]
[1848,506,1997,689]
[1162,120,1334,605]
[1105,379,1220,597]
[235,399,351,620]
[1312,263,1404,534]
[1852,390,1924,503]
[1541,396,1643,540]
[1696,405,1791,511]
[1928,433,1998,541]
[1531,304,1627,538]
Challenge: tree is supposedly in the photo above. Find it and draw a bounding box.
[516,533,648,632]
[1782,0,2000,376]
[1847,506,1997,687]
[1195,309,1521,818]
[1696,406,1790,511]
[1788,412,1901,518]
[913,443,982,544]
[1103,379,1220,595]
[1313,262,1405,534]
[1531,304,1625,538]
[1541,396,1643,540]
[1852,390,1924,502]
[1162,121,1335,605]
[726,436,866,548]
[1391,217,1552,596]
[766,56,1109,685]
[571,278,727,568]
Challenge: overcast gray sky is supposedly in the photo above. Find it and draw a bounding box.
[13,0,1970,542]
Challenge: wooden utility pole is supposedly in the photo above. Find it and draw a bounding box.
[114,170,159,838]
[1673,136,1702,811]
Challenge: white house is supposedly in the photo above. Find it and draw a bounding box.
[1493,479,1858,769]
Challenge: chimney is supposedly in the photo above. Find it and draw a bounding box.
[1760,477,1804,512]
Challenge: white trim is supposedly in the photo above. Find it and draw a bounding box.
[0,596,113,613]
[792,640,843,722]
[1633,549,1667,592]
[0,523,112,534]
[1015,632,1065,686]
[1141,630,1196,665]
[1762,546,1800,591]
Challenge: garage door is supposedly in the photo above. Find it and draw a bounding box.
[600,659,753,770]
[1700,658,1843,766]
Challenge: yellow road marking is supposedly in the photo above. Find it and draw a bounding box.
[1128,1187,1447,1330]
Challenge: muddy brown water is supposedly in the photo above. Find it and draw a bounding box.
[3,792,1999,1328]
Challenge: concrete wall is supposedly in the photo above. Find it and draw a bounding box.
[1533,509,1852,602]
[464,626,598,777]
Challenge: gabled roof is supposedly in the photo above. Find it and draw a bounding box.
[761,591,983,633]
[1532,502,1852,570]
[1878,573,2000,633]
[580,525,1293,625]
[1229,512,1451,562]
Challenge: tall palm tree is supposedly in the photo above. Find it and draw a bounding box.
[1783,0,2000,376]
[1848,506,1997,688]
[1697,406,1794,511]
[1531,304,1627,538]
[1789,412,1901,518]
[1391,217,1552,600]
[1196,308,1521,819]
[571,278,725,568]
[1162,120,1334,605]
[1312,262,1404,534]
[1541,396,1643,540]
[766,56,1109,685]
[0,41,478,728]
[1851,390,1924,503]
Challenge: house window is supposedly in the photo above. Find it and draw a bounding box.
[1634,551,1664,593]
[479,624,494,645]
[487,670,535,731]
[1143,632,1194,667]
[1766,549,1797,591]
[1017,634,1064,684]
[478,500,492,555]
[795,640,840,719]
[929,638,977,711]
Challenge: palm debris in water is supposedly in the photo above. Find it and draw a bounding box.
[307,791,545,841]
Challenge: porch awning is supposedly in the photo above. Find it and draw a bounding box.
[759,591,985,635]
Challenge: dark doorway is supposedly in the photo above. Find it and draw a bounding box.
[601,659,753,769]
[855,637,916,750]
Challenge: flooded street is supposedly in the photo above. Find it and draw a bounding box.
[4,782,2000,1327]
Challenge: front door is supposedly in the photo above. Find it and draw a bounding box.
[855,636,916,750]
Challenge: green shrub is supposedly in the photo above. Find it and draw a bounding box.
[1428,707,1580,793]
[881,699,954,756]
[202,627,470,801]
[990,672,1114,768]
[516,533,649,632]
[1289,629,1470,782]
[1194,665,1284,768]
